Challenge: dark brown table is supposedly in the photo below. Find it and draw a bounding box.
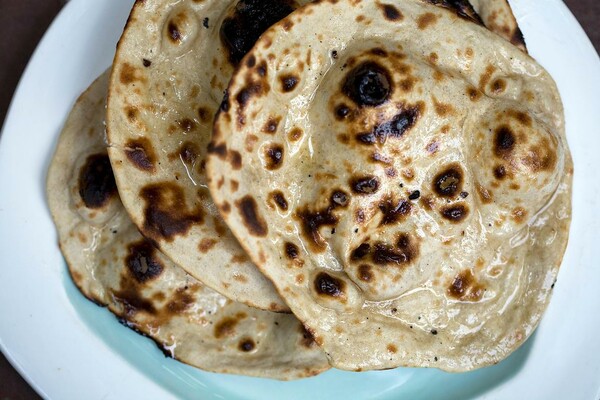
[1,1,598,399]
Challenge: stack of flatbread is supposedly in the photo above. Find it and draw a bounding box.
[47,0,572,379]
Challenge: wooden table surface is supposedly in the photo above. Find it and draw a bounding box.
[1,1,598,399]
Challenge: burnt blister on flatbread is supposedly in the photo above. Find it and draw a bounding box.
[235,195,269,237]
[314,272,345,298]
[343,62,392,107]
[140,182,205,242]
[433,164,464,197]
[350,176,380,195]
[220,0,298,65]
[355,104,424,145]
[125,138,157,172]
[78,153,117,209]
[126,239,165,283]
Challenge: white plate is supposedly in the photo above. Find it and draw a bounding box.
[1,0,600,399]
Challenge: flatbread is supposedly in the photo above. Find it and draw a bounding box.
[470,0,527,51]
[207,0,572,372]
[106,0,311,312]
[47,72,330,380]
[104,0,523,313]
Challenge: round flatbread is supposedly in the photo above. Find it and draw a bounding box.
[106,0,311,312]
[207,0,572,372]
[47,72,330,380]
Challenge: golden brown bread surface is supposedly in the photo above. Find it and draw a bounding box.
[47,72,330,380]
[105,0,316,312]
[207,0,572,372]
[104,0,527,312]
